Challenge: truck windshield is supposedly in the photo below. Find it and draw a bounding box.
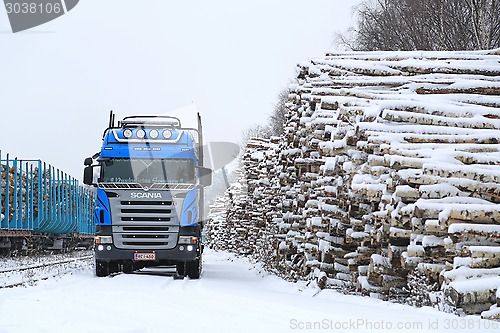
[100,158,195,184]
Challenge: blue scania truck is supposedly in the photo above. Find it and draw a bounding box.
[84,112,211,278]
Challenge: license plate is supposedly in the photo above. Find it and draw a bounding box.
[134,252,156,261]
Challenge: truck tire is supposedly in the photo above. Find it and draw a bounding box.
[186,257,202,279]
[176,262,186,276]
[122,262,134,274]
[96,260,110,277]
[109,261,121,274]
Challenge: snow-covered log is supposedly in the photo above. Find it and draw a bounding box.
[445,277,500,314]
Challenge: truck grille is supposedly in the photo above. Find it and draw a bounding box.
[112,200,179,250]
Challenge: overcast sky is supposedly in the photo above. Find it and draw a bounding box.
[0,0,361,179]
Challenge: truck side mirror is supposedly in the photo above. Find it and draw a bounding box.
[84,157,93,166]
[199,167,212,187]
[83,166,94,185]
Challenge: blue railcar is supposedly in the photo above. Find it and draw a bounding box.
[0,152,95,252]
[84,112,212,278]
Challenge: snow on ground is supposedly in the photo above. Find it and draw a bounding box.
[0,251,92,288]
[0,250,498,333]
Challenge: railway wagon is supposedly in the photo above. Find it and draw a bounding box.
[0,151,95,253]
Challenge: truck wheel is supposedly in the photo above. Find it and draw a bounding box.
[176,262,186,276]
[108,261,120,274]
[122,262,134,274]
[186,257,202,279]
[96,260,110,277]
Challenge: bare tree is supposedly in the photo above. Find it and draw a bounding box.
[465,0,500,49]
[269,89,289,137]
[242,88,290,143]
[338,0,500,51]
[242,124,272,143]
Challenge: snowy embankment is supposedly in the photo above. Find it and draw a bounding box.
[206,49,500,318]
[0,250,498,333]
[0,251,92,288]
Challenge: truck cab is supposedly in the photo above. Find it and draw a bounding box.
[84,113,211,278]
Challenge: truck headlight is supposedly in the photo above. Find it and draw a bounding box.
[178,236,197,245]
[95,236,113,244]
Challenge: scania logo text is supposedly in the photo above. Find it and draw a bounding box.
[130,192,162,199]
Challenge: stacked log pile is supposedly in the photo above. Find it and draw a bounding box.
[206,49,500,317]
[1,164,28,223]
[0,161,55,225]
[1,163,75,223]
[1,156,95,235]
[206,139,281,258]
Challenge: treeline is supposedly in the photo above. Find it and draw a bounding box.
[339,0,500,51]
[242,89,288,142]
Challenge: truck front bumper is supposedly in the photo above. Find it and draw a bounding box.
[95,243,200,262]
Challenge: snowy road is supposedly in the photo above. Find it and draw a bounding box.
[0,250,498,333]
